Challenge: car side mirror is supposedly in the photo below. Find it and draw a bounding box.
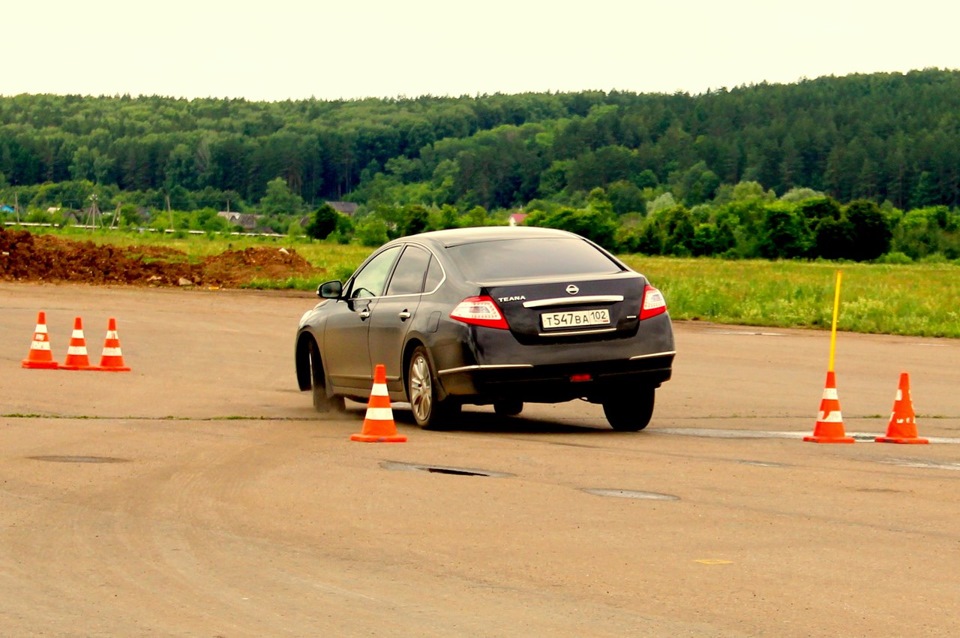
[317,280,343,299]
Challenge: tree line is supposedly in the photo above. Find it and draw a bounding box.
[1,68,960,261]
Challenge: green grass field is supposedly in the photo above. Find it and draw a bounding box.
[25,227,960,339]
[621,256,960,338]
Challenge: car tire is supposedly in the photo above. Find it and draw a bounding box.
[493,400,523,417]
[407,346,460,429]
[310,340,344,413]
[602,386,655,431]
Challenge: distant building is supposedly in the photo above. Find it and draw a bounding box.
[326,201,358,217]
[300,201,360,227]
[217,211,259,230]
[509,213,528,226]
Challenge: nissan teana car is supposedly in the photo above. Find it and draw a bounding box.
[295,226,675,430]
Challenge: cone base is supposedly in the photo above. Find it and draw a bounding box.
[96,365,131,372]
[876,436,929,444]
[60,363,95,371]
[350,433,407,443]
[804,421,854,443]
[803,435,855,443]
[22,360,59,370]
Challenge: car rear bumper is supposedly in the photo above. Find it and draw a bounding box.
[437,351,675,404]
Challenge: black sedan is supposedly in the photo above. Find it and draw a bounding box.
[295,226,675,430]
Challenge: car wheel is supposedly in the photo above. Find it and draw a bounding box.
[407,346,459,429]
[602,386,655,431]
[493,400,523,417]
[310,340,344,413]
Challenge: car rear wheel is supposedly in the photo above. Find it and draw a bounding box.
[310,340,344,413]
[494,400,523,417]
[602,387,655,431]
[408,346,460,429]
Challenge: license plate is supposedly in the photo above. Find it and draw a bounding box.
[541,308,610,329]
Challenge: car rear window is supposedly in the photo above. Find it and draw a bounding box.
[447,237,623,281]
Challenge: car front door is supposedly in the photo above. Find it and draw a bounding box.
[322,245,401,393]
[366,245,432,393]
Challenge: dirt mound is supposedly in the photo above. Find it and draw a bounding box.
[0,228,321,288]
[201,246,319,287]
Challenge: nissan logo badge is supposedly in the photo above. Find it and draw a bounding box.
[566,285,579,295]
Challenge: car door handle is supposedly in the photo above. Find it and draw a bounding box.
[398,310,411,321]
[359,308,371,320]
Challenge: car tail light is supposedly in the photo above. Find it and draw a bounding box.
[450,296,509,329]
[639,285,667,320]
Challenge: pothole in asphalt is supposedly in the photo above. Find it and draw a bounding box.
[379,461,513,478]
[582,488,680,501]
[28,455,130,464]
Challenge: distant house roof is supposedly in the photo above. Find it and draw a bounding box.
[326,201,358,216]
[217,211,259,229]
[509,213,528,226]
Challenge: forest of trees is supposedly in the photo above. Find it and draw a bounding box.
[2,68,960,261]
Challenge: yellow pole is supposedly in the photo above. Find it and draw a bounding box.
[828,270,842,372]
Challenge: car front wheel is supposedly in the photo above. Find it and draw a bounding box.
[602,386,655,431]
[407,346,459,429]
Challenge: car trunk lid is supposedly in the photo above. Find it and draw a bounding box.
[483,273,647,342]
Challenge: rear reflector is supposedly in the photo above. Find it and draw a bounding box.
[570,373,592,383]
[639,285,667,320]
[450,296,509,330]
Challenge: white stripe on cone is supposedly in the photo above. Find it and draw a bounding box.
[364,407,394,421]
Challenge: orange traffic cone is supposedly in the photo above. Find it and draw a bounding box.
[60,317,95,371]
[876,372,928,444]
[21,311,59,369]
[96,318,131,372]
[804,370,854,443]
[351,364,407,443]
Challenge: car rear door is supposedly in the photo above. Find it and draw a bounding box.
[366,245,432,390]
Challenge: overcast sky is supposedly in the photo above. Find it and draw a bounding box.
[5,1,959,102]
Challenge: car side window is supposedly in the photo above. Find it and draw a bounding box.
[385,246,430,296]
[423,254,443,293]
[349,246,401,299]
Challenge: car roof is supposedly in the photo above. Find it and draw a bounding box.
[399,226,581,249]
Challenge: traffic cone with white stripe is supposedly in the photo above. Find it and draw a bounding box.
[351,364,407,443]
[804,370,854,443]
[876,372,928,444]
[60,317,95,371]
[96,317,131,372]
[21,311,59,369]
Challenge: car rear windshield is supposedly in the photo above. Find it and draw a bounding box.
[447,237,623,281]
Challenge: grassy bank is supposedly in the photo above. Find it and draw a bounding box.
[17,227,960,339]
[623,256,960,338]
